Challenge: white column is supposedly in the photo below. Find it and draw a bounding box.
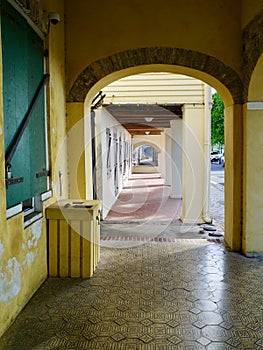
[170,119,183,198]
[181,104,206,223]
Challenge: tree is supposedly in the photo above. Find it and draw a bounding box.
[211,92,224,149]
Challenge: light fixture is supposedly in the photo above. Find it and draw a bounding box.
[145,117,153,122]
[145,131,150,135]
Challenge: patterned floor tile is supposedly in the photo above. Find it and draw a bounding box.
[0,239,263,349]
[202,325,231,342]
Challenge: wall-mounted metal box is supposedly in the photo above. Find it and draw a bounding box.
[46,200,101,278]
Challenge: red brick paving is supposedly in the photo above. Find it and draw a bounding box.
[106,173,182,221]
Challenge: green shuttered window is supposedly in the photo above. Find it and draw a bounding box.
[1,0,48,209]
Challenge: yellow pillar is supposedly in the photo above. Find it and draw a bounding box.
[242,102,263,256]
[181,104,207,223]
[224,103,243,251]
[67,102,88,199]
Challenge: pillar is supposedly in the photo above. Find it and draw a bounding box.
[224,103,243,251]
[203,85,212,223]
[170,119,183,198]
[153,148,158,165]
[67,102,92,199]
[242,102,263,255]
[165,132,172,186]
[181,104,207,223]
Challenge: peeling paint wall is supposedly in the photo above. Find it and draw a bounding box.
[0,214,47,335]
[0,0,67,337]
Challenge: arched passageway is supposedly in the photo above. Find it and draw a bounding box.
[2,1,263,343]
[96,73,223,230]
[66,47,243,252]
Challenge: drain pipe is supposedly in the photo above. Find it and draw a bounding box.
[91,92,106,200]
[90,109,97,200]
[203,85,212,223]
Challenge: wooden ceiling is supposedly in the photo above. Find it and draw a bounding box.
[104,104,182,136]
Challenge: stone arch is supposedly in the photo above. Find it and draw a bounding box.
[67,47,244,104]
[247,53,263,101]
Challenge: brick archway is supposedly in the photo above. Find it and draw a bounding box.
[243,9,263,100]
[67,47,244,104]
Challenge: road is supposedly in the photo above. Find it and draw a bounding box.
[211,162,224,186]
[210,162,224,230]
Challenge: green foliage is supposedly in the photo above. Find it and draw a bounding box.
[211,92,224,147]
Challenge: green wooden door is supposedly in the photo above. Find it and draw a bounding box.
[1,0,48,208]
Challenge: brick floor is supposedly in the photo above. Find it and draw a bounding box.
[106,173,182,222]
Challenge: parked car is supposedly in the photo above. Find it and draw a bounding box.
[219,151,225,167]
[210,150,222,163]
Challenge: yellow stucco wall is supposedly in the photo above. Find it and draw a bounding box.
[67,103,86,199]
[47,0,68,200]
[0,0,263,338]
[64,0,243,89]
[243,108,263,254]
[242,0,263,28]
[0,215,47,335]
[242,53,263,254]
[0,0,67,336]
[247,54,263,100]
[224,104,243,252]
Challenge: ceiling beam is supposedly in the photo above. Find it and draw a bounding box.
[104,104,183,133]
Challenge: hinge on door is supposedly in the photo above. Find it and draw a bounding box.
[36,169,50,178]
[5,163,24,188]
[6,177,24,188]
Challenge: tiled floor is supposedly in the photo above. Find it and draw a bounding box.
[2,173,263,349]
[106,173,181,222]
[1,240,263,349]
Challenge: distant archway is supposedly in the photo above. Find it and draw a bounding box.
[132,140,161,154]
[133,144,158,168]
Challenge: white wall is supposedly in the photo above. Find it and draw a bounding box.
[95,108,131,219]
[102,73,205,105]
